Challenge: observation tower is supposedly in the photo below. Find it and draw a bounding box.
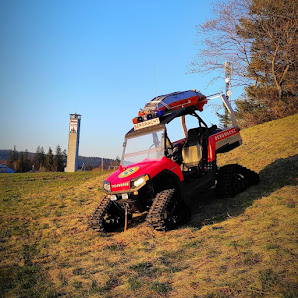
[66,114,81,172]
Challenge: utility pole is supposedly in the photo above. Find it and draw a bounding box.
[224,61,232,101]
[224,61,232,128]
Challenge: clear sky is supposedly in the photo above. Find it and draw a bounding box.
[0,0,240,159]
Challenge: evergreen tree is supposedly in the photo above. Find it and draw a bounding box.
[40,147,45,168]
[63,149,67,170]
[33,146,41,170]
[7,145,18,170]
[236,0,298,126]
[115,156,121,165]
[15,152,24,172]
[34,146,45,171]
[54,145,64,172]
[7,151,14,169]
[45,147,54,171]
[15,150,31,172]
[23,149,32,172]
[216,106,232,129]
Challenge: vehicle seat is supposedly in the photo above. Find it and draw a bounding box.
[182,128,203,168]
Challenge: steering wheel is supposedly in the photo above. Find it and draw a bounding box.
[165,138,174,158]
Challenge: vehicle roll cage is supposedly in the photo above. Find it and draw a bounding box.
[125,105,208,139]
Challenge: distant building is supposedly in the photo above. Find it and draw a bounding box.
[0,164,15,173]
[65,114,81,172]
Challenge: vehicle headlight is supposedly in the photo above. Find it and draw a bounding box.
[130,174,149,189]
[103,181,111,192]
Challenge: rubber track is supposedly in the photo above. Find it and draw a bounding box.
[88,196,111,232]
[217,164,259,198]
[146,189,175,231]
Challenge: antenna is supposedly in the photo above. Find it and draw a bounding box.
[154,66,158,97]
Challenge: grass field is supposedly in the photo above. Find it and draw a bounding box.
[0,114,297,297]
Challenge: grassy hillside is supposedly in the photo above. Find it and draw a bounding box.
[0,114,297,297]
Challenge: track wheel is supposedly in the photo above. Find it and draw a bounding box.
[146,189,189,231]
[88,196,125,232]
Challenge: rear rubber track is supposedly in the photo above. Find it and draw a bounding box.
[216,164,259,198]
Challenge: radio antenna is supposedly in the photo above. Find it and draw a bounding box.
[154,66,158,97]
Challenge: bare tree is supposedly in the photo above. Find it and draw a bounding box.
[189,0,252,87]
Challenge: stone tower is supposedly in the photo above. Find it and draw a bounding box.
[66,114,81,172]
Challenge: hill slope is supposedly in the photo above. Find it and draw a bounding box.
[0,114,297,297]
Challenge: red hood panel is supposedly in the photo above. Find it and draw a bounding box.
[106,157,183,193]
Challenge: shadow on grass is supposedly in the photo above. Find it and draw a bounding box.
[187,154,298,229]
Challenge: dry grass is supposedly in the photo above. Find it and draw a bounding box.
[0,114,297,297]
[217,113,298,172]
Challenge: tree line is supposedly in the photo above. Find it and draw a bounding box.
[7,145,66,173]
[190,0,297,128]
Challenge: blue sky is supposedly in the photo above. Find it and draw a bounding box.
[0,0,240,159]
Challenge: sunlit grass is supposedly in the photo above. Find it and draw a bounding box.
[0,114,297,297]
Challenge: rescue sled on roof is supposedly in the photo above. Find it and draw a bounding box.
[132,90,207,124]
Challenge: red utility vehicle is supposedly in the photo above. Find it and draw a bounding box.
[89,91,259,232]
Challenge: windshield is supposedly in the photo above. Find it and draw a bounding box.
[122,128,165,166]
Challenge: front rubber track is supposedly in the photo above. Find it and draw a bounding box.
[88,196,125,232]
[146,188,190,231]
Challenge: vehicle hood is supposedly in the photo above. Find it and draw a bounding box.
[105,157,183,193]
